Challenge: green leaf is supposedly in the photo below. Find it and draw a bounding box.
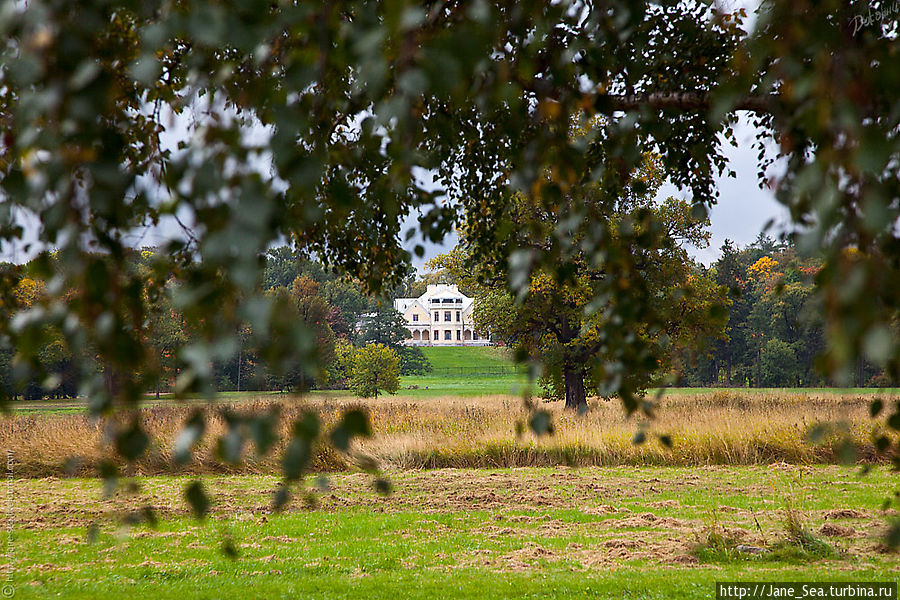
[273,485,291,511]
[330,409,372,451]
[221,537,239,559]
[870,399,884,418]
[528,410,554,436]
[293,411,320,441]
[86,523,100,544]
[99,460,119,498]
[887,410,900,432]
[184,481,210,519]
[115,422,149,462]
[248,409,280,456]
[283,439,311,481]
[174,411,206,464]
[885,522,900,550]
[217,427,245,464]
[374,477,393,496]
[807,424,828,444]
[141,506,159,528]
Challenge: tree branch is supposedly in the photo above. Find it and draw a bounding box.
[594,92,779,115]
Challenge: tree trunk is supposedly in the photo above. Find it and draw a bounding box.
[726,357,732,387]
[858,356,865,388]
[237,347,242,393]
[564,367,586,411]
[756,347,761,388]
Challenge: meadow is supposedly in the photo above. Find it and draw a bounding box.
[4,346,900,597]
[3,391,897,478]
[12,466,900,599]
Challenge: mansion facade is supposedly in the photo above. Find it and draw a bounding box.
[393,284,490,346]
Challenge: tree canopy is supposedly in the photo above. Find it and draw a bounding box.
[431,156,728,410]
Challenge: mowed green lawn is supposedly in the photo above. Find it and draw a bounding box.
[419,345,520,369]
[395,346,530,397]
[12,466,900,599]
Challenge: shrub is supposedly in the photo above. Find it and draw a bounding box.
[397,346,432,376]
[350,343,400,398]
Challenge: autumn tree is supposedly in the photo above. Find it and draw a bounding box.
[350,343,400,399]
[434,157,727,409]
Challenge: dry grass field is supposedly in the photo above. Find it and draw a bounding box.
[5,389,900,599]
[2,390,896,478]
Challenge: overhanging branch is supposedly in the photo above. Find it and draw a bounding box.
[594,92,779,115]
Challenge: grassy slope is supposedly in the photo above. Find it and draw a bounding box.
[419,346,517,369]
[394,346,528,396]
[15,466,900,599]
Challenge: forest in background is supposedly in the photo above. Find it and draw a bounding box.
[0,236,890,401]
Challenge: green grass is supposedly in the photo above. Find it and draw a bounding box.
[12,383,900,414]
[11,466,900,599]
[419,345,518,370]
[396,373,530,397]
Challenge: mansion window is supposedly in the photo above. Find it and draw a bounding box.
[456,330,461,341]
[413,314,418,322]
[434,312,439,321]
[444,330,451,340]
[444,311,451,321]
[456,312,460,322]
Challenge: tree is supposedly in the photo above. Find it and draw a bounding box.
[435,168,728,410]
[285,276,337,390]
[397,346,432,376]
[356,305,431,376]
[326,339,356,390]
[355,306,410,348]
[350,344,400,399]
[322,278,372,338]
[760,339,798,388]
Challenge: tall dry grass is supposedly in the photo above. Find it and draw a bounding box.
[0,391,894,477]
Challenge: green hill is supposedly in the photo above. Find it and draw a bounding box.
[420,346,516,370]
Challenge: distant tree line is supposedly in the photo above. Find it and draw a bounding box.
[0,246,430,400]
[4,237,890,402]
[675,235,890,388]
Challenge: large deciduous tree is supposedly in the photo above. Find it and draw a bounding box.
[350,343,400,399]
[434,156,728,410]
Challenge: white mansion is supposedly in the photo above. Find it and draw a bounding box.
[393,284,490,346]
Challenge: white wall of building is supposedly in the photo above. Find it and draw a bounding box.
[393,284,490,346]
